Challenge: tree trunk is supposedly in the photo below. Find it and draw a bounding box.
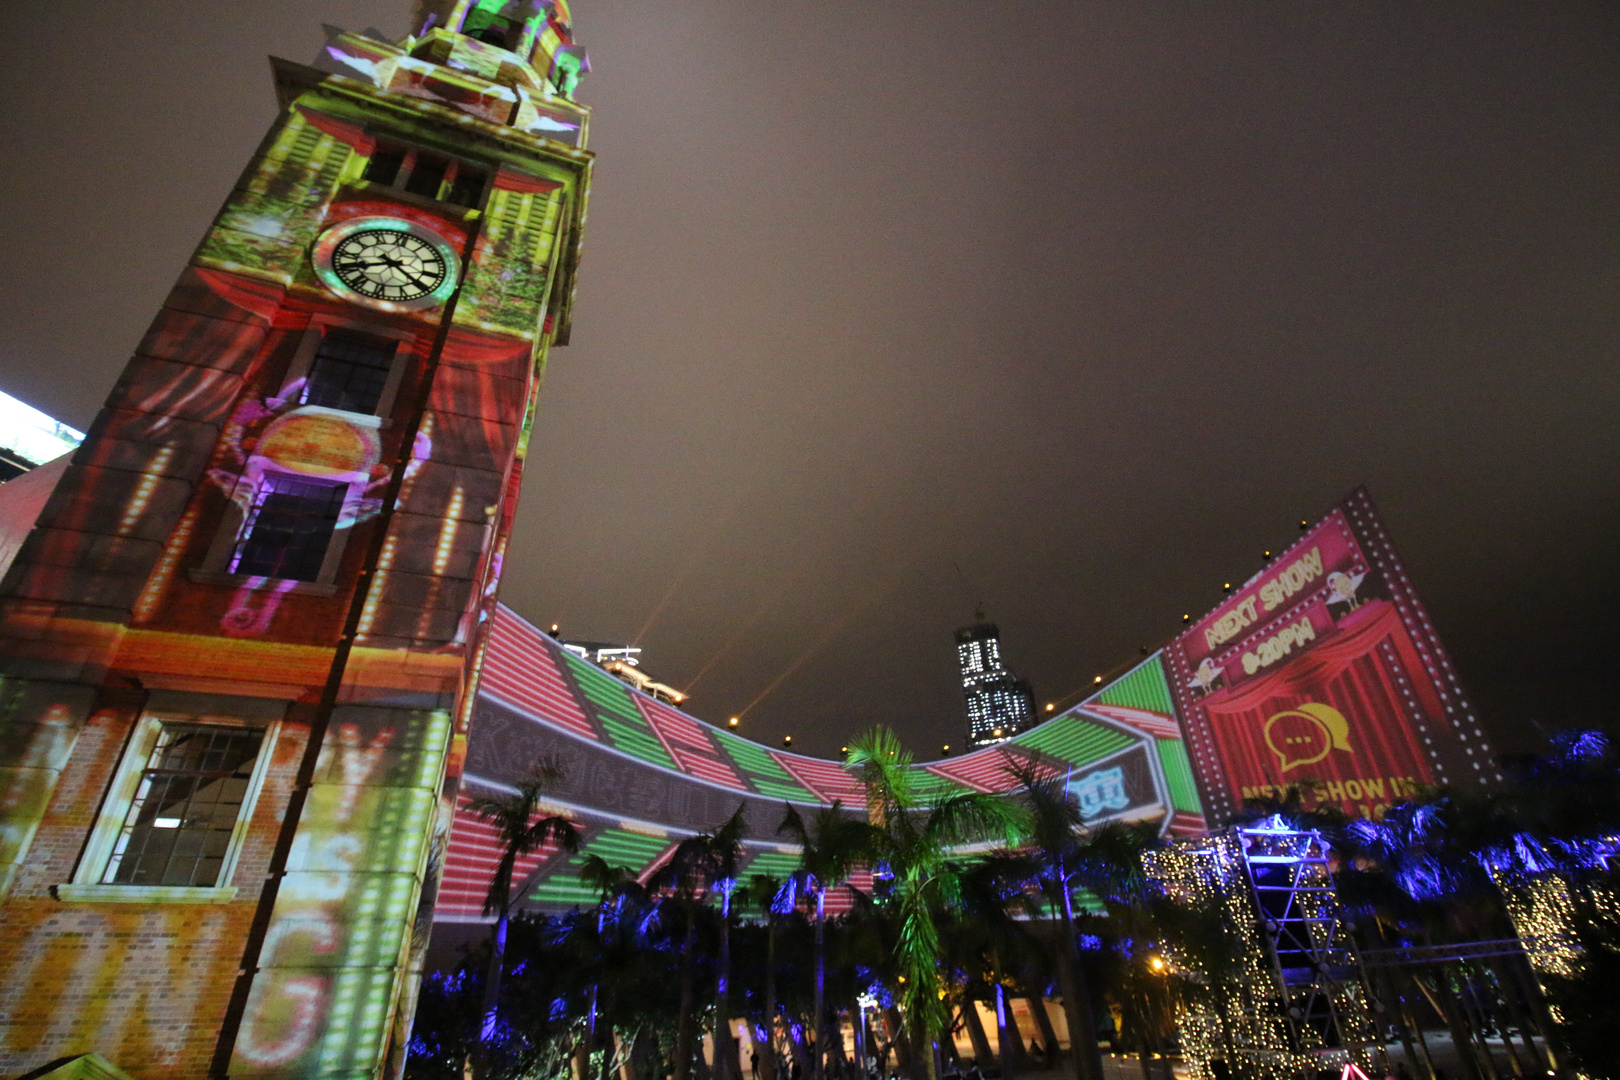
[1056,889,1103,1080]
[1393,966,1440,1080]
[1486,960,1538,1079]
[626,1027,651,1080]
[763,917,780,1080]
[1506,954,1567,1078]
[676,911,699,1080]
[574,1032,591,1080]
[1390,997,1424,1080]
[854,1004,868,1078]
[1454,971,1503,1080]
[909,1010,937,1080]
[886,1007,913,1071]
[995,983,1016,1080]
[1414,974,1484,1080]
[940,1023,961,1071]
[1146,993,1173,1080]
[1025,996,1059,1062]
[1404,990,1438,1080]
[474,906,510,1079]
[961,1002,994,1068]
[815,889,828,1080]
[717,887,735,1080]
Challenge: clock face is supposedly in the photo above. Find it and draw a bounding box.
[312,218,460,311]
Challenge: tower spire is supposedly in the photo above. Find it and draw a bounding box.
[402,0,590,98]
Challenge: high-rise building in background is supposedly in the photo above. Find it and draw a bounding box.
[0,4,594,1076]
[956,621,1037,747]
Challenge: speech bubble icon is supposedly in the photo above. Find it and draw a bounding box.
[1263,702,1352,773]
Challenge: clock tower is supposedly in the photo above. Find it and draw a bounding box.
[0,3,593,1077]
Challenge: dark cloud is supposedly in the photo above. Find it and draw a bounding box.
[2,2,1616,757]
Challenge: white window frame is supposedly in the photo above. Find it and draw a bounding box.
[57,711,280,904]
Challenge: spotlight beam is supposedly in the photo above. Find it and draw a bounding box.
[734,567,909,722]
[630,493,745,646]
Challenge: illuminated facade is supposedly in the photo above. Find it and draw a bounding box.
[956,621,1037,748]
[0,3,593,1077]
[0,0,1498,1068]
[559,639,688,705]
[428,605,1207,960]
[1164,487,1496,825]
[429,488,1479,953]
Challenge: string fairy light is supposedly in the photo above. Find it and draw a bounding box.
[1144,823,1380,1080]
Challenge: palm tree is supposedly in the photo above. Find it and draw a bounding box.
[778,801,884,1080]
[576,856,666,1080]
[944,857,1047,1080]
[848,726,1024,1080]
[1235,781,1349,833]
[663,805,750,1080]
[1336,790,1577,1080]
[746,873,788,1080]
[466,762,581,1078]
[1002,761,1159,1080]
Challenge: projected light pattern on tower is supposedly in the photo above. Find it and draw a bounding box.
[0,4,596,1076]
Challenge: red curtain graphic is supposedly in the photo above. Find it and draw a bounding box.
[1198,599,1439,816]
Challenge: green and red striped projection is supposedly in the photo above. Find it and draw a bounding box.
[436,489,1486,928]
[435,606,1207,923]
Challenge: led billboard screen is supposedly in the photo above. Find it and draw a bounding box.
[1163,486,1497,823]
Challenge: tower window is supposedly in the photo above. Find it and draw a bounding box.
[472,20,513,48]
[446,164,490,208]
[229,475,348,582]
[361,145,407,187]
[362,140,489,209]
[101,723,267,888]
[404,153,451,199]
[301,329,397,414]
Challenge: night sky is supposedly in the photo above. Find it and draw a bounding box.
[2,3,1616,759]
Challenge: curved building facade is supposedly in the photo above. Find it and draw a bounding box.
[429,604,1207,951]
[432,487,1495,953]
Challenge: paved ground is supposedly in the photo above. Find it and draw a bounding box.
[1382,1030,1554,1079]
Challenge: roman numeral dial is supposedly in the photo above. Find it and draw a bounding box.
[313,218,461,312]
